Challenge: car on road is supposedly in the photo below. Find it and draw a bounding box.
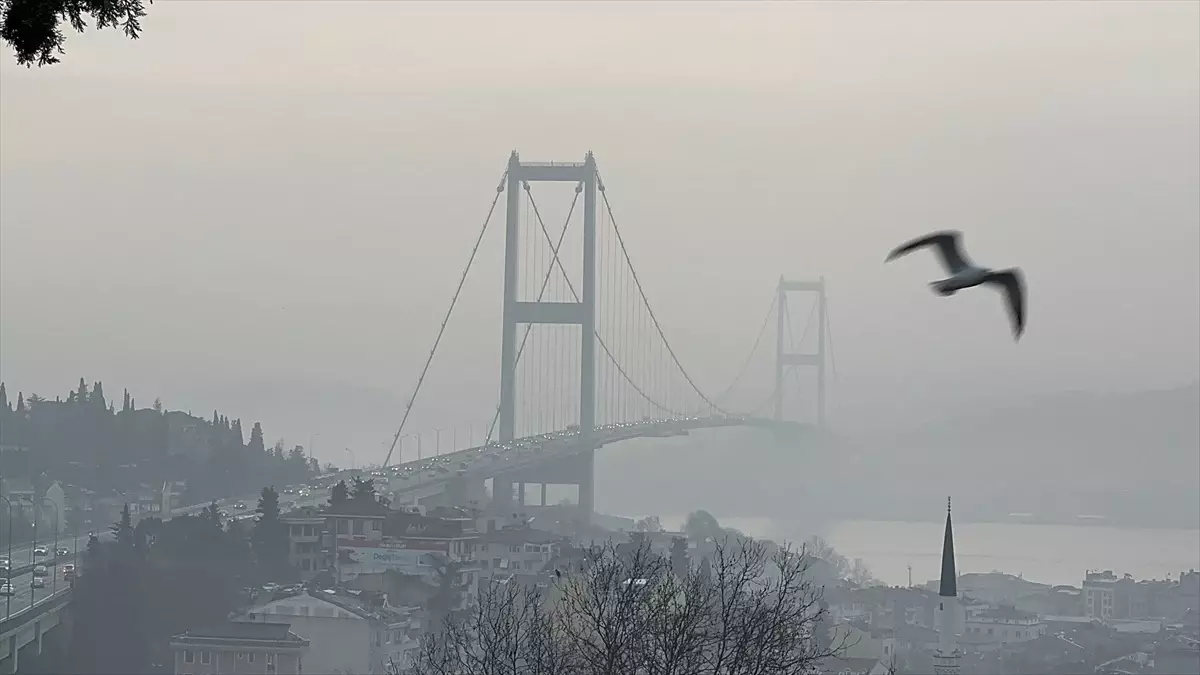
[33,546,48,557]
[63,563,76,581]
[32,577,45,589]
[32,565,48,577]
[56,547,69,556]
[0,583,13,596]
[235,502,246,509]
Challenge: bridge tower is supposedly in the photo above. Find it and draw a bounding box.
[774,277,828,428]
[495,151,598,518]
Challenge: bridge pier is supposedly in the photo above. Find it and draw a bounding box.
[490,446,594,520]
[6,635,15,675]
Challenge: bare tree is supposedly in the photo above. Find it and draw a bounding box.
[412,537,844,675]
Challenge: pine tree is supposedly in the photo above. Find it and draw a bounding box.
[328,480,350,509]
[232,419,244,446]
[15,392,24,415]
[308,456,320,475]
[152,397,163,413]
[122,389,131,413]
[212,410,220,427]
[350,477,377,504]
[252,487,288,579]
[76,377,89,404]
[0,382,8,413]
[92,381,106,411]
[111,503,137,553]
[248,422,265,454]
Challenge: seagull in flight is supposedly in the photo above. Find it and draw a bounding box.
[885,230,1026,340]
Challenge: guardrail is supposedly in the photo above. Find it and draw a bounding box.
[1,552,75,580]
[0,586,72,637]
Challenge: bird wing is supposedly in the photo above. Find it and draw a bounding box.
[984,269,1026,340]
[885,230,972,274]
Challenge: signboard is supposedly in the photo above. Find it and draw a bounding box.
[336,538,448,576]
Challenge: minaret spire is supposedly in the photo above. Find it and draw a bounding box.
[933,496,962,675]
[940,496,957,597]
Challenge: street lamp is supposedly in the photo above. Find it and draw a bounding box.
[435,428,443,456]
[343,448,356,471]
[38,498,59,600]
[1,495,13,620]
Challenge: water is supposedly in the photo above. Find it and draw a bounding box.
[652,515,1200,588]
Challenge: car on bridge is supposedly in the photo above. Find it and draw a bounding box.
[32,577,45,589]
[33,565,48,577]
[33,546,48,557]
[0,582,13,596]
[56,547,69,556]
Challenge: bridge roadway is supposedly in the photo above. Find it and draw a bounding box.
[198,414,800,514]
[2,534,88,622]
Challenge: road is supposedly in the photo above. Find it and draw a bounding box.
[2,533,90,620]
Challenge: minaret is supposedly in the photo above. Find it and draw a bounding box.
[933,497,962,675]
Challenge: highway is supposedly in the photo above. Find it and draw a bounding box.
[2,416,784,624]
[2,533,89,621]
[203,415,775,514]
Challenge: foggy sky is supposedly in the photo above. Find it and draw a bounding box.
[2,1,1197,465]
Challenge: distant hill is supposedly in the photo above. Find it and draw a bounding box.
[594,382,1200,531]
[897,381,1200,452]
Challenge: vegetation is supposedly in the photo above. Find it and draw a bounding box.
[0,379,315,505]
[0,0,151,67]
[413,537,842,675]
[68,502,254,673]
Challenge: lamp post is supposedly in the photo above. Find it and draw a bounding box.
[39,498,59,599]
[26,497,36,611]
[1,494,13,620]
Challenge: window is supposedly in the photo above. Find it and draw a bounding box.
[353,519,364,535]
[184,650,194,663]
[336,519,348,534]
[372,520,382,531]
[248,653,256,663]
[201,651,211,665]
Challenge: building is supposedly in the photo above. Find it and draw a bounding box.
[963,605,1045,648]
[477,526,564,580]
[42,481,67,533]
[933,498,962,675]
[1083,570,1118,619]
[235,589,422,674]
[281,508,326,579]
[169,621,309,675]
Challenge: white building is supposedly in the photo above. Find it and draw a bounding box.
[963,605,1045,648]
[476,526,564,581]
[1083,569,1118,619]
[235,589,422,674]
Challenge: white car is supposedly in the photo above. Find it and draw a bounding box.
[0,583,13,596]
[33,546,48,557]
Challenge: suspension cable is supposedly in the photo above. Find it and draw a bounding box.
[520,184,688,418]
[596,170,734,416]
[483,182,583,445]
[714,292,777,403]
[382,168,508,467]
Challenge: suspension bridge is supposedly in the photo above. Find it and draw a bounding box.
[377,151,836,520]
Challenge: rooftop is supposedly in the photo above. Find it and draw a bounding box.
[480,527,566,546]
[172,621,308,644]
